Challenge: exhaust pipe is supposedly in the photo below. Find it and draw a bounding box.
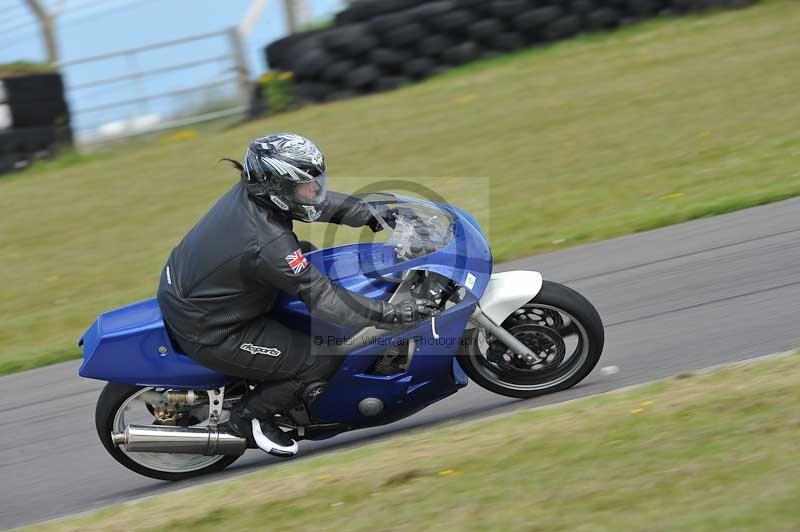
[112,424,246,456]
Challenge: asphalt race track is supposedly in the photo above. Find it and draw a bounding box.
[2,198,799,529]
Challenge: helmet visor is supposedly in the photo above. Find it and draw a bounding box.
[292,172,327,206]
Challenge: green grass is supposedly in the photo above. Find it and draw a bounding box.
[2,0,799,374]
[26,352,800,532]
[0,61,56,77]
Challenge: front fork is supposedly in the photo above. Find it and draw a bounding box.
[469,307,535,359]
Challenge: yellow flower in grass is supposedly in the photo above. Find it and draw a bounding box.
[453,94,478,104]
[278,71,294,81]
[631,400,654,414]
[660,192,685,200]
[162,130,197,143]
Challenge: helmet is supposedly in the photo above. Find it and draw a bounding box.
[242,133,328,222]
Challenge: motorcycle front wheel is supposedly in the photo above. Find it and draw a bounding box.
[96,382,241,481]
[457,281,605,399]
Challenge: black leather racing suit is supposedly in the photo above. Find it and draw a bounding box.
[156,181,390,416]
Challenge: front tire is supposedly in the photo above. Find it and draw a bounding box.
[96,382,240,481]
[457,281,604,399]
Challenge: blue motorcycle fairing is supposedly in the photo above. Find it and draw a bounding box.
[78,247,401,388]
[78,196,494,430]
[78,299,233,389]
[309,301,476,427]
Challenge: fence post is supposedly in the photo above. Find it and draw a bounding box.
[227,26,252,112]
[126,51,148,120]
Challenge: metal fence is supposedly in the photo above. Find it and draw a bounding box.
[59,27,251,146]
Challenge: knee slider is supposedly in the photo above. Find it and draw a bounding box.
[302,381,327,405]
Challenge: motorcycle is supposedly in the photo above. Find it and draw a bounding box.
[79,193,604,480]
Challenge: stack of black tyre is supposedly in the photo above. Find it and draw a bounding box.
[264,0,756,104]
[0,72,72,175]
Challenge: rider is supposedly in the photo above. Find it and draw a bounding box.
[156,133,439,457]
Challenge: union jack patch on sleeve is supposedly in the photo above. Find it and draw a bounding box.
[285,248,308,274]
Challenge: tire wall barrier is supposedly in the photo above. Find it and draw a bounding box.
[263,0,757,104]
[0,72,72,175]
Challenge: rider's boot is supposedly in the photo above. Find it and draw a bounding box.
[228,380,303,457]
[229,405,298,457]
[227,351,341,457]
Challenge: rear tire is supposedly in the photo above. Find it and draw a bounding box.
[457,281,604,399]
[96,382,240,481]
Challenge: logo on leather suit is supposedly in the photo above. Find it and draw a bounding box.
[285,248,309,274]
[240,343,282,357]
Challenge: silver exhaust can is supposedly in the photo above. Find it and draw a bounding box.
[112,424,246,456]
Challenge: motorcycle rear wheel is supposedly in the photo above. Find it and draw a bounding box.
[457,281,604,399]
[96,382,241,481]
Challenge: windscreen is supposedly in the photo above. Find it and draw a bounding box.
[361,193,454,261]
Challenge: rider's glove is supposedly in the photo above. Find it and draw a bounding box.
[379,298,440,326]
[366,206,399,232]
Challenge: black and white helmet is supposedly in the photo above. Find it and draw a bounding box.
[243,133,328,222]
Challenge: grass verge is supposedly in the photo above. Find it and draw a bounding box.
[1,0,799,373]
[26,352,800,532]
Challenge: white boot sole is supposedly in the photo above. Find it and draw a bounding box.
[251,418,299,457]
